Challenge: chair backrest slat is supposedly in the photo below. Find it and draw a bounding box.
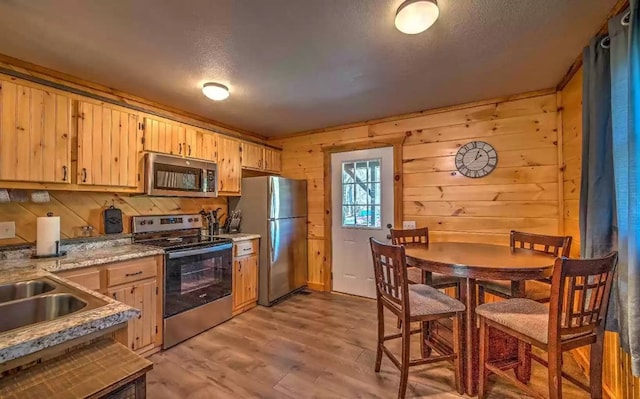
[390,227,429,246]
[549,253,617,339]
[370,238,410,311]
[510,230,572,257]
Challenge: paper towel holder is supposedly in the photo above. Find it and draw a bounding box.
[32,212,67,259]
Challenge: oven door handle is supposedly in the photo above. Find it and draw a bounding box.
[168,243,233,259]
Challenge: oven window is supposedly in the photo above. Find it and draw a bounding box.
[164,248,232,318]
[179,258,222,294]
[154,163,202,191]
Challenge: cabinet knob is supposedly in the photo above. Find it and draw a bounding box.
[81,168,87,183]
[62,165,68,182]
[178,143,182,154]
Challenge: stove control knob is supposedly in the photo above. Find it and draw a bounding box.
[140,220,146,225]
[188,218,193,223]
[195,217,199,222]
[148,220,154,225]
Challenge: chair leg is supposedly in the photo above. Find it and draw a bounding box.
[420,321,432,358]
[548,344,563,399]
[589,332,605,399]
[398,317,411,399]
[478,317,489,399]
[452,313,464,395]
[375,301,384,373]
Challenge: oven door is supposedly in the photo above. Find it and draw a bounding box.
[164,243,232,318]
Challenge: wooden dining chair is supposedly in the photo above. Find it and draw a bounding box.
[370,238,465,399]
[390,228,461,298]
[478,231,573,304]
[476,252,618,399]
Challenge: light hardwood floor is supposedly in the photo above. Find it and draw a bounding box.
[147,292,589,398]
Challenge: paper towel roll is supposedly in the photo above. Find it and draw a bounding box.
[36,215,60,256]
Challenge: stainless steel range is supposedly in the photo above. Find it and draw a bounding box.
[132,214,233,348]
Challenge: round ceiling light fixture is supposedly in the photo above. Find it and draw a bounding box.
[395,0,439,35]
[202,82,230,101]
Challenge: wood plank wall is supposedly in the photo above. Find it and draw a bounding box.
[0,194,227,245]
[272,92,562,290]
[562,68,640,399]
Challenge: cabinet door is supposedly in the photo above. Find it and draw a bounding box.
[78,102,140,187]
[264,148,282,173]
[143,117,185,156]
[198,132,218,162]
[0,81,72,183]
[243,255,259,304]
[232,259,244,311]
[184,127,198,158]
[241,142,264,170]
[217,136,241,194]
[109,280,157,352]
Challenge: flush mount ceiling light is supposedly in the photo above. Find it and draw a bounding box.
[202,82,230,101]
[395,0,439,35]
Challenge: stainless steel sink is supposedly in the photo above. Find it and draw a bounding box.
[0,279,56,303]
[0,277,107,334]
[0,294,88,333]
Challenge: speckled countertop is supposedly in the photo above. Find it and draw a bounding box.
[213,233,261,242]
[0,241,164,364]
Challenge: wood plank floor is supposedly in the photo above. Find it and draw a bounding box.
[147,292,589,398]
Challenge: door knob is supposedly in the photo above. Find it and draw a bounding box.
[386,234,392,240]
[386,223,393,229]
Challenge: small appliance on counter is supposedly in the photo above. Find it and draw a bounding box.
[34,212,65,258]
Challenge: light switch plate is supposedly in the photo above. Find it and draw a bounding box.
[0,221,15,239]
[402,221,416,229]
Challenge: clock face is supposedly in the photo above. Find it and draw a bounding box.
[455,141,498,178]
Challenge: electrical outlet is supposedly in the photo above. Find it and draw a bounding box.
[402,221,416,229]
[0,222,15,239]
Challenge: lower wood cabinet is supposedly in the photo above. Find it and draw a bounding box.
[232,239,259,315]
[56,255,163,356]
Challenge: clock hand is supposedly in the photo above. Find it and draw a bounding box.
[474,150,482,161]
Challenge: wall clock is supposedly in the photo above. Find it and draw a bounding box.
[454,141,498,178]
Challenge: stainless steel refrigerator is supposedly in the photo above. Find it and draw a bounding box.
[230,176,308,306]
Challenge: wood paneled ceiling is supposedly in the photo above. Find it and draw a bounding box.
[0,0,617,136]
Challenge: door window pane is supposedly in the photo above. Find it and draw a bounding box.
[341,159,382,229]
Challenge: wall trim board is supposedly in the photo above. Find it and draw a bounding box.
[556,92,565,235]
[556,0,630,91]
[270,88,557,141]
[0,54,279,148]
[322,137,405,292]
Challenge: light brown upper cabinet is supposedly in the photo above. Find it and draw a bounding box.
[264,148,282,173]
[0,81,72,183]
[197,131,218,162]
[241,141,264,170]
[143,117,185,157]
[77,101,141,187]
[217,136,241,195]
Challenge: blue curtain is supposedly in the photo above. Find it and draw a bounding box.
[609,1,640,376]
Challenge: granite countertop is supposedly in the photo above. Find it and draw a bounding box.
[0,268,139,364]
[214,233,261,242]
[0,242,164,364]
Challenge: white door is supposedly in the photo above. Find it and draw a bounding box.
[331,147,394,298]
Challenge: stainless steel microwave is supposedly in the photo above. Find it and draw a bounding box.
[145,153,218,197]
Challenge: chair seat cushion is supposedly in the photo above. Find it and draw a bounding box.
[479,279,551,301]
[401,284,465,317]
[407,267,460,288]
[476,298,584,344]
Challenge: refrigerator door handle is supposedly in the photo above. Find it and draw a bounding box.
[270,220,277,264]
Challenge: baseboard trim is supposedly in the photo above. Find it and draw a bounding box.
[307,282,325,291]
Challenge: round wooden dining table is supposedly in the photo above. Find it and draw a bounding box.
[405,242,555,397]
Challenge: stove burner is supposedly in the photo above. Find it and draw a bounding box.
[137,235,231,251]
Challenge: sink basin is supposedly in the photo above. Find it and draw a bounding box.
[0,294,87,333]
[0,279,56,303]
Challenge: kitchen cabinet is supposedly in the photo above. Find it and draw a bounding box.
[217,136,242,195]
[143,117,185,157]
[0,81,72,183]
[264,148,282,173]
[232,239,259,315]
[108,279,158,353]
[56,255,163,357]
[77,101,141,187]
[198,131,218,162]
[241,141,264,170]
